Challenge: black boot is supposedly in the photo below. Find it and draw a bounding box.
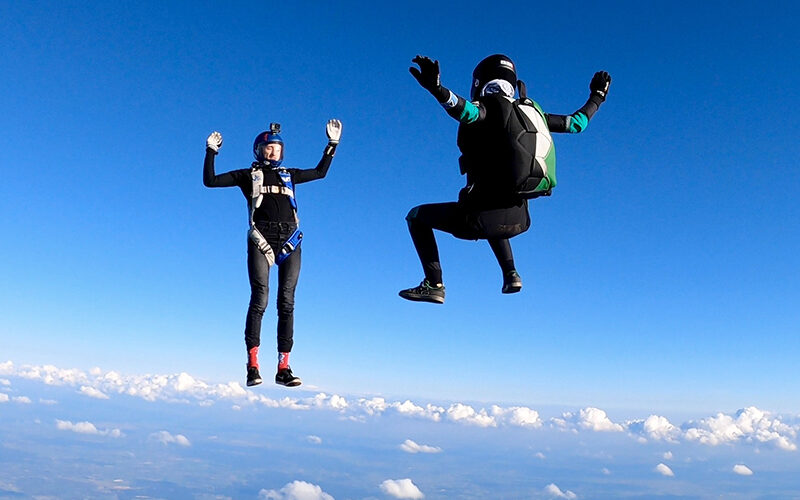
[275,366,302,387]
[502,270,522,294]
[399,279,445,304]
[246,366,263,387]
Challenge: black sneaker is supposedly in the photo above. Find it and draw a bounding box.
[246,366,262,387]
[399,279,445,304]
[275,367,302,387]
[502,270,523,294]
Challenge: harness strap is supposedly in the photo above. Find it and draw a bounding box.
[275,228,303,265]
[260,185,295,197]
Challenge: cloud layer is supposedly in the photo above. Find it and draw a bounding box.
[3,360,799,452]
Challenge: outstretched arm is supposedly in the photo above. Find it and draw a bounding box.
[546,71,611,134]
[203,131,244,187]
[292,119,342,184]
[410,55,486,125]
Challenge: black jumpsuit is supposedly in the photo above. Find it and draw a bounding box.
[203,148,332,352]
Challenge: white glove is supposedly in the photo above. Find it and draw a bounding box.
[206,131,223,152]
[326,119,342,145]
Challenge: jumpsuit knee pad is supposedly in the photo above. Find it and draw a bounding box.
[406,206,421,226]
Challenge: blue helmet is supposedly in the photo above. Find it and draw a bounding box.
[253,130,284,166]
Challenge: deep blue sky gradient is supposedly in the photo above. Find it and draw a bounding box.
[1,1,798,412]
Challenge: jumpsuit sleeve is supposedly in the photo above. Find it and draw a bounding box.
[290,143,337,184]
[436,85,487,124]
[545,93,605,134]
[203,148,247,188]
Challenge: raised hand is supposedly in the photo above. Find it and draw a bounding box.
[409,55,441,93]
[590,71,611,99]
[326,119,342,145]
[206,131,223,152]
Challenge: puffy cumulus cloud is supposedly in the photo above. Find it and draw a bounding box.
[655,463,674,477]
[0,361,13,375]
[0,393,8,403]
[259,480,334,500]
[682,407,797,451]
[379,478,424,499]
[445,403,495,427]
[626,415,681,442]
[554,408,623,433]
[55,419,123,438]
[149,431,191,447]
[306,435,322,444]
[79,386,109,400]
[394,400,444,422]
[12,396,31,404]
[358,396,389,416]
[18,364,89,386]
[0,378,10,386]
[733,464,753,476]
[310,393,349,411]
[399,439,442,454]
[544,483,577,499]
[663,451,673,460]
[491,405,542,428]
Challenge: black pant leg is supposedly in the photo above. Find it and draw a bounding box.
[276,246,301,353]
[244,239,270,351]
[406,202,473,284]
[488,238,515,274]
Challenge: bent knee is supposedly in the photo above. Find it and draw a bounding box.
[406,206,421,224]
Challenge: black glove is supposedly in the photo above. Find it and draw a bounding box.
[590,71,611,100]
[410,55,448,102]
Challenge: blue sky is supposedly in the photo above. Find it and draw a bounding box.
[1,0,799,432]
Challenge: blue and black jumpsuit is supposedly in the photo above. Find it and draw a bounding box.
[203,148,333,353]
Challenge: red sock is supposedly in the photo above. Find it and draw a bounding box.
[248,346,259,368]
[278,352,290,370]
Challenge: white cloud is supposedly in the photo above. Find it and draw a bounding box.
[399,439,441,454]
[601,468,611,475]
[39,399,58,405]
[556,407,623,433]
[0,378,10,386]
[12,396,31,404]
[655,463,674,477]
[0,393,9,403]
[626,415,680,442]
[149,431,191,447]
[535,452,546,459]
[445,403,495,427]
[55,419,123,438]
[663,451,673,460]
[380,478,424,499]
[544,483,577,499]
[733,464,753,476]
[79,386,109,399]
[0,361,13,375]
[491,405,542,428]
[259,480,334,500]
[306,435,322,444]
[682,407,797,451]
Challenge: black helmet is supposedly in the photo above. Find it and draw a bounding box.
[471,54,517,100]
